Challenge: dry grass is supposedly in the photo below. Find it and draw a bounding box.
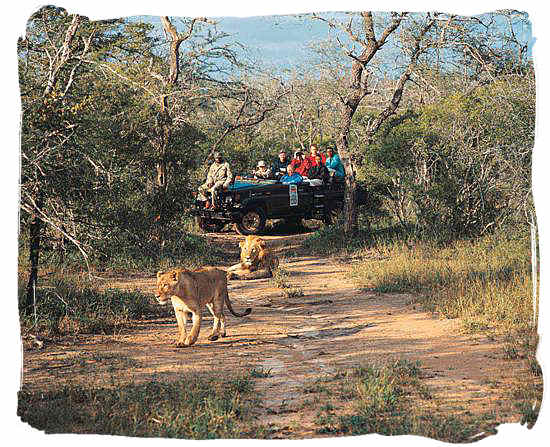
[351,233,536,334]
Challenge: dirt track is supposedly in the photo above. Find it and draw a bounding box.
[20,232,536,437]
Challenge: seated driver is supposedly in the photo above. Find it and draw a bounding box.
[280,164,303,185]
[197,151,233,208]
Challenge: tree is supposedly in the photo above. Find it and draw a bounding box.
[19,7,124,312]
[313,11,437,233]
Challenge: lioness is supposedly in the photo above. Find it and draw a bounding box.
[155,267,251,347]
[227,235,279,280]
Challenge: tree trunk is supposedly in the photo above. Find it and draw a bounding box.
[24,192,43,315]
[336,78,365,234]
[332,12,434,234]
[337,103,360,234]
[154,95,170,190]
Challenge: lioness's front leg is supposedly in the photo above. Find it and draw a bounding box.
[173,307,188,347]
[185,311,202,346]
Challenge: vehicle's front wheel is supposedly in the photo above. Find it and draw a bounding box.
[196,216,225,233]
[235,208,266,235]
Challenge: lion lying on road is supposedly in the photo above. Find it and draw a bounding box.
[155,267,251,347]
[227,235,279,280]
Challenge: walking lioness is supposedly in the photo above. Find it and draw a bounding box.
[155,267,251,347]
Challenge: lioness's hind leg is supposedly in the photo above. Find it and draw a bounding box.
[206,303,220,341]
[219,291,227,337]
[219,313,227,337]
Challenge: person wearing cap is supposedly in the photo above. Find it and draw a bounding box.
[290,149,312,177]
[253,160,273,179]
[271,150,289,179]
[197,151,233,208]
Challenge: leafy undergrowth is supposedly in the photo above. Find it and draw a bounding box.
[18,277,163,337]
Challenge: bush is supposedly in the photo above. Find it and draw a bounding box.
[19,277,157,336]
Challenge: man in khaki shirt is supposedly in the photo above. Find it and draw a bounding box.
[197,151,233,208]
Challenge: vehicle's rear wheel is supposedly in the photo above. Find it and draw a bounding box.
[235,208,266,235]
[196,216,225,233]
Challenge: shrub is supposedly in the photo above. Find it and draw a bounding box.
[19,277,157,336]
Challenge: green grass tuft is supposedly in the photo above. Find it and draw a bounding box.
[18,373,259,438]
[18,277,159,336]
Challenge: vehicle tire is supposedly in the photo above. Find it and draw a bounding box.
[235,208,266,235]
[196,216,225,233]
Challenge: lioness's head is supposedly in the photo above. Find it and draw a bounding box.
[239,235,266,268]
[155,270,180,305]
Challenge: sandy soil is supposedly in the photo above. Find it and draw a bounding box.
[20,232,538,438]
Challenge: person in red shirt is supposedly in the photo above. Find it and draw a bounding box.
[290,150,312,177]
[306,144,326,166]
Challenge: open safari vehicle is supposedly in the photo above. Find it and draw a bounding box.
[192,176,346,235]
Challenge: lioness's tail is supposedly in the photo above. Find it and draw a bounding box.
[224,293,252,317]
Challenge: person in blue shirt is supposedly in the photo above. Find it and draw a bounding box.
[325,147,345,178]
[280,164,303,184]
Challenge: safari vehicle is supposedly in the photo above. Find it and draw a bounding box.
[192,176,345,235]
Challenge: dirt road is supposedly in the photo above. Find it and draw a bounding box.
[20,233,537,437]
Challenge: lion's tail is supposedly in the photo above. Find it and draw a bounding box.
[224,292,252,317]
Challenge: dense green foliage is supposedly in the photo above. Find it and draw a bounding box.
[368,75,535,238]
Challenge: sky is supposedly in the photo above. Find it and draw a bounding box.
[133,12,349,73]
[130,10,534,79]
